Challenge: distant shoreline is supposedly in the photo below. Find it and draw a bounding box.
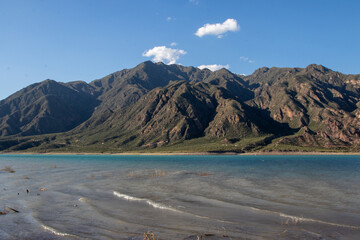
[1,151,359,156]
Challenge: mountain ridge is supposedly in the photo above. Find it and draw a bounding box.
[0,61,359,153]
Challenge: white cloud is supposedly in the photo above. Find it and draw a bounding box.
[195,19,240,37]
[198,64,230,71]
[240,56,255,63]
[170,42,177,46]
[142,46,186,64]
[167,17,172,21]
[189,0,199,5]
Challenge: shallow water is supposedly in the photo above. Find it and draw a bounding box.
[0,154,360,239]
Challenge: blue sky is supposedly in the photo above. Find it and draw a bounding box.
[1,0,360,100]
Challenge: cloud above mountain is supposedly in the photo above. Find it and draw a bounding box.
[198,64,229,71]
[195,19,240,38]
[143,46,187,64]
[240,56,255,63]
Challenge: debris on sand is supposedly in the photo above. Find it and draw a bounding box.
[7,207,19,213]
[0,207,20,215]
[184,234,230,240]
[143,232,157,240]
[1,166,15,173]
[199,172,211,176]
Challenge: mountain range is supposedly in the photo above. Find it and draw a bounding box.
[0,61,359,153]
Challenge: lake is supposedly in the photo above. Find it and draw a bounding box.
[0,154,360,239]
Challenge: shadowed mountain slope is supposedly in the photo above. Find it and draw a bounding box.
[0,80,99,137]
[245,64,360,147]
[72,80,263,149]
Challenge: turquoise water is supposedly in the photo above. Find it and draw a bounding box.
[0,154,360,239]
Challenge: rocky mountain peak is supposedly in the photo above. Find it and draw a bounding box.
[305,64,331,74]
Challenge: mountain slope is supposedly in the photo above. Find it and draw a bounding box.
[0,80,99,137]
[245,64,360,147]
[67,80,264,150]
[0,62,359,153]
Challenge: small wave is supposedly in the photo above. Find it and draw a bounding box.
[250,207,360,230]
[113,191,182,213]
[113,191,237,224]
[112,192,143,202]
[41,224,75,237]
